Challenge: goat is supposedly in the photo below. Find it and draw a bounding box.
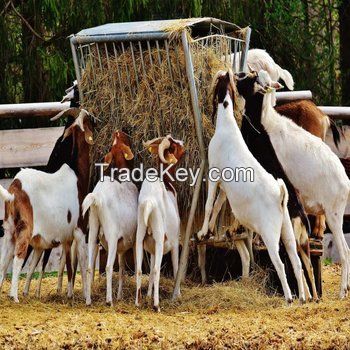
[83,131,138,306]
[0,109,93,302]
[226,49,294,90]
[22,81,83,298]
[135,135,184,312]
[197,70,305,304]
[234,72,321,301]
[251,70,350,298]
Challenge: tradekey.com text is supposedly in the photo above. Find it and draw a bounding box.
[96,163,255,186]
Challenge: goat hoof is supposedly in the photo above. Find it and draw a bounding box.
[197,231,205,241]
[9,295,19,303]
[153,305,161,313]
[287,298,293,305]
[299,297,306,305]
[106,301,113,307]
[22,291,28,297]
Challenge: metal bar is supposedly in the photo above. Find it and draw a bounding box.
[72,32,171,45]
[121,42,133,96]
[96,43,103,70]
[192,34,244,43]
[69,36,83,102]
[104,42,110,70]
[130,42,139,88]
[318,106,350,119]
[233,40,237,72]
[276,90,313,102]
[138,41,147,78]
[88,44,97,85]
[164,40,174,85]
[155,40,162,65]
[112,43,123,90]
[0,102,70,118]
[147,40,153,66]
[79,44,86,70]
[173,30,207,300]
[239,27,252,72]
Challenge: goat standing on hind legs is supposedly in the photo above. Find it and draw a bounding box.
[135,135,185,312]
[197,70,305,304]
[251,70,350,299]
[83,131,138,306]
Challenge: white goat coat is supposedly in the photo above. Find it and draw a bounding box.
[15,164,79,248]
[209,93,284,233]
[85,177,138,250]
[226,49,294,90]
[261,93,350,215]
[138,179,180,254]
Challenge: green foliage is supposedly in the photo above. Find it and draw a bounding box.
[0,0,345,105]
[323,257,333,266]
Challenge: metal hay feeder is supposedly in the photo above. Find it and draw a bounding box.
[69,17,251,299]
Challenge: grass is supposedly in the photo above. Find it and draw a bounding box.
[1,264,350,349]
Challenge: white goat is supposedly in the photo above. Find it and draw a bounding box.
[197,70,305,303]
[135,135,184,312]
[225,49,294,90]
[0,165,86,302]
[256,70,350,298]
[83,131,138,306]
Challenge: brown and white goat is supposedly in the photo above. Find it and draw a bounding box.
[135,135,185,312]
[83,131,138,306]
[0,108,93,302]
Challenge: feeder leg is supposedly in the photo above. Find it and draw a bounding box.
[197,245,207,284]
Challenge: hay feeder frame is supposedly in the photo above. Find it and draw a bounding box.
[69,18,251,299]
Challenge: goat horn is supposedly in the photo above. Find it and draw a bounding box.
[158,136,171,164]
[50,107,80,121]
[142,136,163,148]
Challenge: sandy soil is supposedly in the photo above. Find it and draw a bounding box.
[0,264,350,349]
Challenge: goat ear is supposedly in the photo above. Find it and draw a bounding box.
[62,124,74,141]
[104,152,113,165]
[122,145,134,160]
[147,144,159,154]
[164,152,178,164]
[84,124,94,145]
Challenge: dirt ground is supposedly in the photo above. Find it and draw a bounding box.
[0,264,350,349]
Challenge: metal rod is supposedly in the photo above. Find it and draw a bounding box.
[165,40,174,85]
[96,43,103,70]
[104,42,110,69]
[112,43,123,90]
[130,42,139,88]
[88,44,97,85]
[79,44,86,70]
[173,30,207,300]
[174,44,183,90]
[155,40,162,65]
[240,27,252,72]
[72,32,170,45]
[147,40,153,66]
[276,90,313,102]
[69,37,83,102]
[233,40,237,71]
[138,41,147,78]
[121,42,133,96]
[191,34,244,43]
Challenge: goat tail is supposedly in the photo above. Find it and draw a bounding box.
[277,179,289,212]
[329,119,341,149]
[82,193,99,217]
[0,184,14,202]
[276,64,294,91]
[142,200,154,227]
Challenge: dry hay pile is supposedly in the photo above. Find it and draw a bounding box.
[80,31,242,225]
[1,265,350,349]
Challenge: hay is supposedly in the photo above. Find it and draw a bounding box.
[1,265,350,349]
[80,32,242,226]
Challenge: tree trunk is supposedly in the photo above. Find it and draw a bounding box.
[340,0,350,107]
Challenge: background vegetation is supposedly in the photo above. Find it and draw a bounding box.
[1,0,349,106]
